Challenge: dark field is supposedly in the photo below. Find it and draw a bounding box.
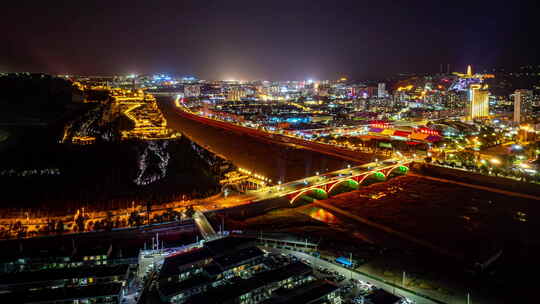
[326,176,539,254]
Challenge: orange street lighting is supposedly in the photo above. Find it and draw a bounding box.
[489,158,501,165]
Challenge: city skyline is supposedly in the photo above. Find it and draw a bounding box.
[2,63,527,83]
[2,0,538,79]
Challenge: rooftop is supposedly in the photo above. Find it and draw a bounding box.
[213,246,264,269]
[187,261,312,304]
[159,247,212,279]
[158,273,213,298]
[262,279,339,304]
[159,236,258,280]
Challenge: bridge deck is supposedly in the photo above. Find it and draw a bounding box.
[246,160,412,203]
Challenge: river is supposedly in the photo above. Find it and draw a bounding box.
[158,97,363,182]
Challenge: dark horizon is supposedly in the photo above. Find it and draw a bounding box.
[2,0,538,80]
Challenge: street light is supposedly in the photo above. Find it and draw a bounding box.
[490,158,501,165]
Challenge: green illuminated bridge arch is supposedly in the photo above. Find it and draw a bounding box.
[290,188,328,205]
[358,171,386,185]
[327,179,359,196]
[386,165,409,177]
[282,163,411,205]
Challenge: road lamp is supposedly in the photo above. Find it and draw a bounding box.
[489,158,501,165]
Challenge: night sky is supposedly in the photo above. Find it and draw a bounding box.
[1,0,538,80]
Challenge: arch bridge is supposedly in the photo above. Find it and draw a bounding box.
[253,161,411,205]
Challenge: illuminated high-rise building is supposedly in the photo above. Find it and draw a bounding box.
[184,85,201,97]
[317,84,330,97]
[467,84,489,119]
[227,87,246,101]
[366,86,377,98]
[349,87,356,97]
[302,83,315,96]
[377,83,387,98]
[513,89,533,123]
[269,85,280,95]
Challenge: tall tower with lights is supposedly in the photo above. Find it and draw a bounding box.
[466,65,473,76]
[513,89,533,124]
[377,83,387,98]
[467,84,489,119]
